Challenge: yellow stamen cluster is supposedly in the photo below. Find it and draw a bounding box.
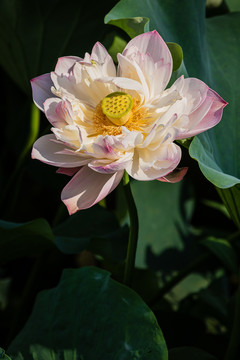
[101,92,133,126]
[90,95,149,137]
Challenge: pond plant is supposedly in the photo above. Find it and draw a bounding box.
[0,1,240,359]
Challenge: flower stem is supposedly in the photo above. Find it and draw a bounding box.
[122,172,139,287]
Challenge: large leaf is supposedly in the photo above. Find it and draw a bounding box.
[0,218,55,264]
[189,13,240,189]
[130,178,195,271]
[8,267,168,360]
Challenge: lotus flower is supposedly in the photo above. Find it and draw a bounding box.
[31,31,227,214]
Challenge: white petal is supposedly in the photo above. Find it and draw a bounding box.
[32,134,90,167]
[97,76,145,101]
[55,56,82,75]
[91,42,116,77]
[44,98,75,127]
[117,53,150,100]
[88,151,133,174]
[126,142,181,181]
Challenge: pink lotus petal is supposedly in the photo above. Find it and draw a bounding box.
[61,166,124,214]
[57,167,81,176]
[176,89,227,139]
[32,134,90,167]
[123,30,172,67]
[55,56,82,75]
[91,42,111,64]
[31,73,53,111]
[91,42,116,77]
[158,167,188,183]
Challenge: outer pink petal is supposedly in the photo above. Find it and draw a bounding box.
[123,30,172,66]
[61,166,124,214]
[32,134,90,167]
[31,73,53,111]
[55,56,82,75]
[158,167,188,183]
[122,31,173,96]
[176,89,227,139]
[91,42,109,63]
[91,42,116,76]
[57,167,81,176]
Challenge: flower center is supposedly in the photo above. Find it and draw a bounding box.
[101,92,133,126]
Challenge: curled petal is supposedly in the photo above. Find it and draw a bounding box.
[31,73,53,111]
[61,166,124,214]
[158,167,188,183]
[176,88,227,139]
[44,98,76,128]
[32,134,90,167]
[174,77,209,114]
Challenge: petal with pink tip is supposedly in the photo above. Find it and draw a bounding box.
[32,134,90,167]
[91,42,116,77]
[123,30,172,66]
[121,31,173,97]
[31,73,53,111]
[176,89,227,139]
[55,56,82,75]
[158,167,188,183]
[61,166,124,214]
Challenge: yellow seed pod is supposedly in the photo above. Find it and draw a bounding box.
[101,92,133,126]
